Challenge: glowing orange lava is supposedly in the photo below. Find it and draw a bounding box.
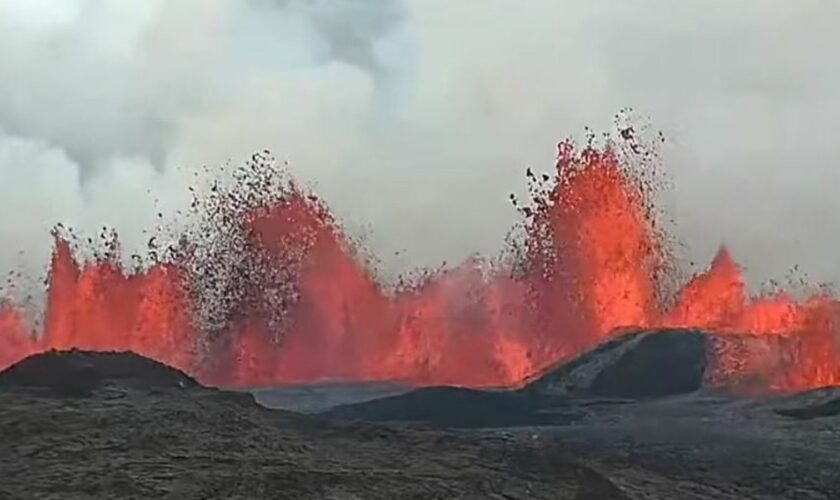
[0,140,837,393]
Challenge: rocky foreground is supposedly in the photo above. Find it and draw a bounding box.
[310,329,840,499]
[0,350,624,499]
[4,330,840,499]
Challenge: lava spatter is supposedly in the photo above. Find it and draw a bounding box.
[0,133,838,394]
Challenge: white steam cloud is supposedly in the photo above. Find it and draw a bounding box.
[1,0,839,291]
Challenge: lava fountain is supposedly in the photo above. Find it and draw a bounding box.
[0,134,838,393]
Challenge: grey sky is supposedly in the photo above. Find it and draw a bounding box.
[0,0,838,291]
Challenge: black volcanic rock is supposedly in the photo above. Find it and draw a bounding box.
[589,330,708,398]
[325,329,714,426]
[527,329,710,399]
[325,385,583,427]
[0,349,198,396]
[772,387,840,419]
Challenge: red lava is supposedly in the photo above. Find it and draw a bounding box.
[1,134,838,393]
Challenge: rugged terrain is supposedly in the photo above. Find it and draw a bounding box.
[320,330,840,498]
[4,331,840,499]
[0,350,624,499]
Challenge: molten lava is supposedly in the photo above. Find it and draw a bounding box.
[0,140,838,393]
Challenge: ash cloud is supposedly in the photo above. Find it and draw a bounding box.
[254,0,406,77]
[1,0,839,292]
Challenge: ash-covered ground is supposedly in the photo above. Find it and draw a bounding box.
[3,330,840,499]
[0,350,624,499]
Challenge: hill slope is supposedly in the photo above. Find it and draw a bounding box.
[0,350,624,500]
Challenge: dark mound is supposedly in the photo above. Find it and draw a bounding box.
[325,385,582,427]
[325,329,713,427]
[772,387,840,419]
[527,329,710,399]
[0,350,199,396]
